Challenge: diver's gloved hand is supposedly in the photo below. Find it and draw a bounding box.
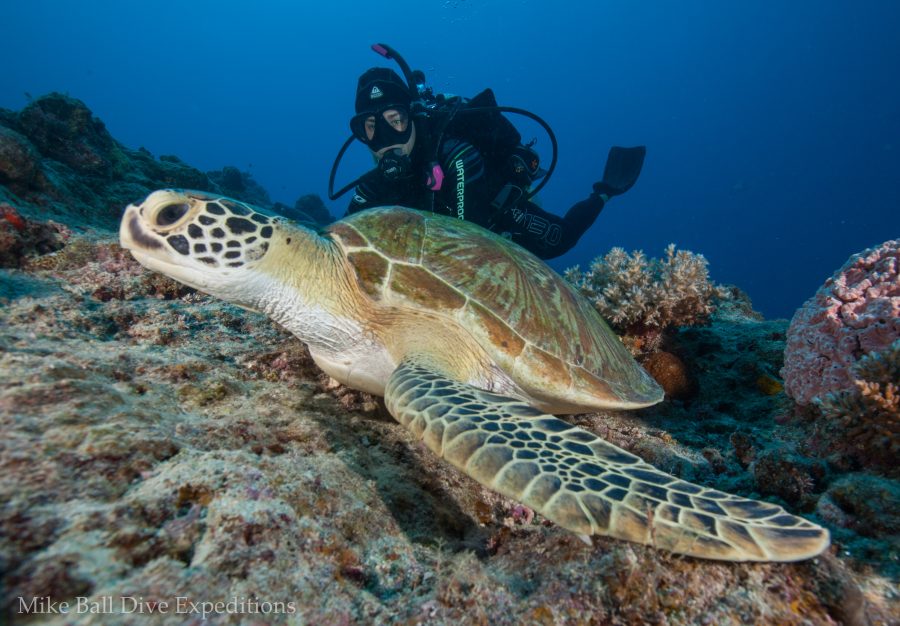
[593,146,646,199]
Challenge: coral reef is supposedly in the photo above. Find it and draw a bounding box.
[782,238,900,406]
[565,244,729,344]
[812,339,900,477]
[2,235,896,625]
[634,305,900,590]
[779,239,899,482]
[0,203,67,268]
[640,350,695,400]
[0,93,211,230]
[565,244,736,398]
[1,96,898,625]
[17,92,130,179]
[0,126,40,185]
[817,473,900,541]
[0,93,315,231]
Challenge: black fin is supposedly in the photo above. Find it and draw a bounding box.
[600,146,646,196]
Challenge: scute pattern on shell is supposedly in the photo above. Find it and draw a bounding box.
[328,208,662,406]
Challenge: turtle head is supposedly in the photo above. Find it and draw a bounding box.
[120,189,283,304]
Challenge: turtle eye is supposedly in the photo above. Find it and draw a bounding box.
[155,203,190,227]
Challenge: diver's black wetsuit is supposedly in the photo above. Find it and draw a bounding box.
[346,135,606,260]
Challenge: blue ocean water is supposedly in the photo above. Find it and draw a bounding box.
[4,1,899,319]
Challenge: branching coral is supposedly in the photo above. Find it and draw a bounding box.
[565,244,728,334]
[814,339,900,477]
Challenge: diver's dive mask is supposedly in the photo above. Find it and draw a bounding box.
[350,105,413,152]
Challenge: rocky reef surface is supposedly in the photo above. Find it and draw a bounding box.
[1,95,898,625]
[0,92,332,232]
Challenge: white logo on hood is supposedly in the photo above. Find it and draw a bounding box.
[370,86,383,99]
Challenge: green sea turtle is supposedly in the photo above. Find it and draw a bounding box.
[120,189,829,562]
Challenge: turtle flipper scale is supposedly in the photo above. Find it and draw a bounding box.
[385,357,830,562]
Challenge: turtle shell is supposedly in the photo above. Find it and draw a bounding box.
[328,208,662,409]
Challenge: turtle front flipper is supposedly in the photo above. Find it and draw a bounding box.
[385,357,830,562]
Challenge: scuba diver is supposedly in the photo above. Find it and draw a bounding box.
[329,44,646,260]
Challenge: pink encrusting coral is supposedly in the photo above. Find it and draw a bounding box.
[782,239,900,406]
